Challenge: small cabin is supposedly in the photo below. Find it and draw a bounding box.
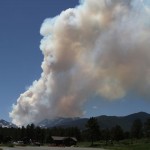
[50,136,77,146]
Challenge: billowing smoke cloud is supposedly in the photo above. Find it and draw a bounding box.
[10,0,150,126]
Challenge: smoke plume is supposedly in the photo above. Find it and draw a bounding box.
[10,0,150,126]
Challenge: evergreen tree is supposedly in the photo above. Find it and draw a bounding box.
[101,128,110,145]
[131,119,143,139]
[111,125,124,142]
[85,117,100,146]
[144,118,150,138]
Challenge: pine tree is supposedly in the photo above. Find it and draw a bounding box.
[131,119,143,139]
[85,117,100,146]
[144,118,150,138]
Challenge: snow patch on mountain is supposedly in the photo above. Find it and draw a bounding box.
[0,119,17,128]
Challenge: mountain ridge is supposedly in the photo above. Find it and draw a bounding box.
[37,112,150,131]
[1,112,149,130]
[0,119,17,128]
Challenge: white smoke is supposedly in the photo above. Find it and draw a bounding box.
[10,0,150,126]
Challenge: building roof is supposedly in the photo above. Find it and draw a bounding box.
[51,136,77,141]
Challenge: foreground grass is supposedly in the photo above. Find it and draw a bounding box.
[104,142,150,150]
[77,139,150,150]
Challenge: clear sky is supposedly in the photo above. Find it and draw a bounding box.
[0,0,78,121]
[0,0,150,122]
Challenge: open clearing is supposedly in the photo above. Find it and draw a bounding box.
[1,146,107,150]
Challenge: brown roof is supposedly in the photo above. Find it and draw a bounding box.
[51,136,77,141]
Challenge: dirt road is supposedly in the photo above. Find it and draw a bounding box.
[1,146,108,150]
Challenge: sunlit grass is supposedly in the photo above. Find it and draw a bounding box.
[105,143,150,150]
[77,139,150,150]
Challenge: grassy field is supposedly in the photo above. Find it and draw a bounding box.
[77,139,150,150]
[104,142,150,150]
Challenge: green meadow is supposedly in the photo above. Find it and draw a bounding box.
[77,139,150,150]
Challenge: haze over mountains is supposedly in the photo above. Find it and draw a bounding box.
[1,112,150,131]
[37,112,150,131]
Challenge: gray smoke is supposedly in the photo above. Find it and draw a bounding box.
[10,0,150,126]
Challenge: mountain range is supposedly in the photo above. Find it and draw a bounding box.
[37,112,150,131]
[1,112,150,131]
[0,119,17,128]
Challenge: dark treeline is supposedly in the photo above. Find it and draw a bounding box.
[0,125,81,144]
[0,117,150,145]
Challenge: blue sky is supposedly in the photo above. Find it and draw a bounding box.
[0,0,78,121]
[0,0,150,122]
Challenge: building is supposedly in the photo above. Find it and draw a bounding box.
[50,136,77,146]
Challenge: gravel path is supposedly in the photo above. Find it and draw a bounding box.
[1,146,108,150]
